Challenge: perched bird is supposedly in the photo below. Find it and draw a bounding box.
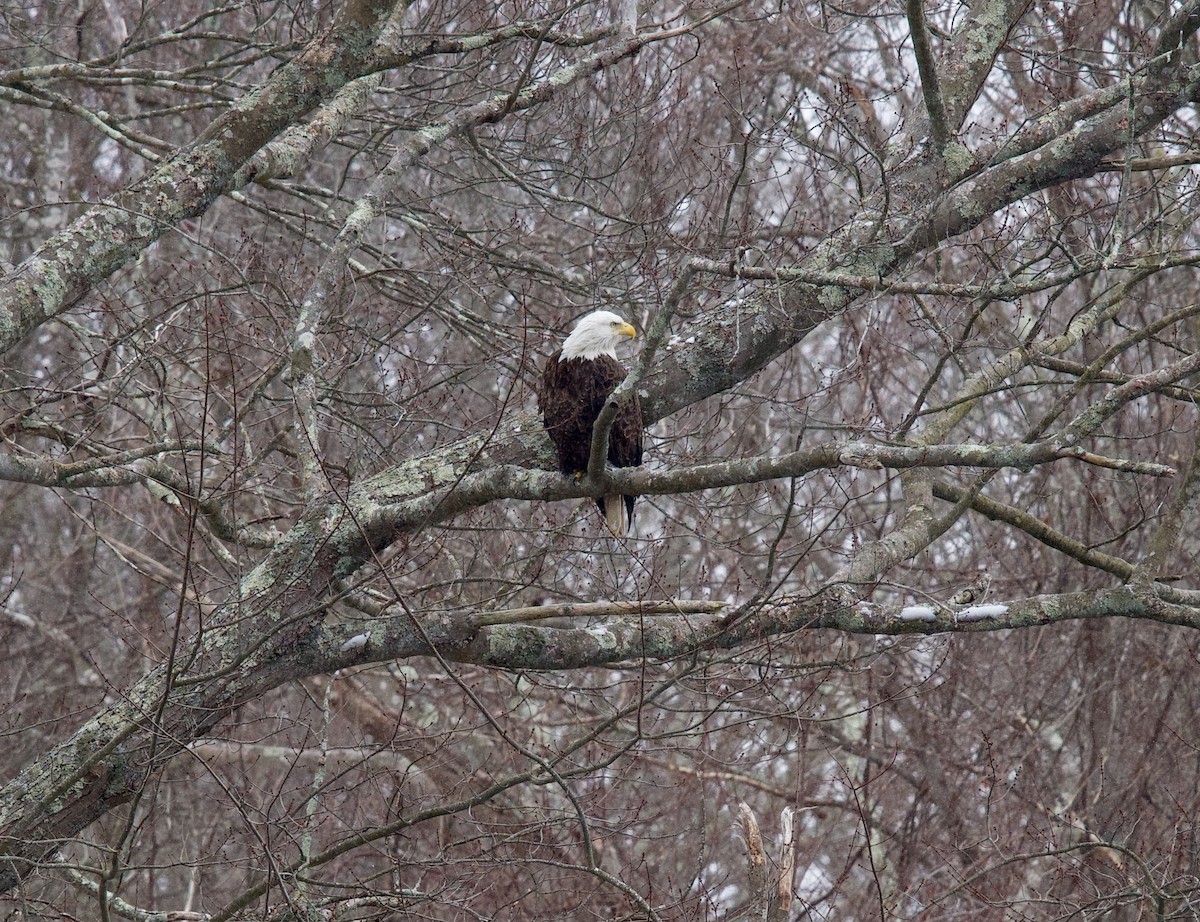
[539,310,643,535]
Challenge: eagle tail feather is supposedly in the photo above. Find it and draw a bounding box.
[602,495,628,536]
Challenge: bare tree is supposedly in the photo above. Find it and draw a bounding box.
[3,0,1200,918]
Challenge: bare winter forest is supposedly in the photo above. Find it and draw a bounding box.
[4,0,1200,919]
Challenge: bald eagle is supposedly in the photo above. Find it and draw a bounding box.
[540,310,643,535]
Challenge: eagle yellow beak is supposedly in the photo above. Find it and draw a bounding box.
[618,322,637,339]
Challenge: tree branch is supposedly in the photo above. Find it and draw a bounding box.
[585,264,695,482]
[1131,413,1200,584]
[936,0,1030,133]
[906,0,949,150]
[930,480,1134,580]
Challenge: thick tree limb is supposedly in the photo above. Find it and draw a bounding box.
[936,0,1030,131]
[322,586,1200,677]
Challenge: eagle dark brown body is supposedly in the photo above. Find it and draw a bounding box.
[540,351,643,533]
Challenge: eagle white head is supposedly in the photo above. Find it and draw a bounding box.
[560,310,638,360]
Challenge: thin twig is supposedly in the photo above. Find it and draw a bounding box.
[469,598,727,627]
